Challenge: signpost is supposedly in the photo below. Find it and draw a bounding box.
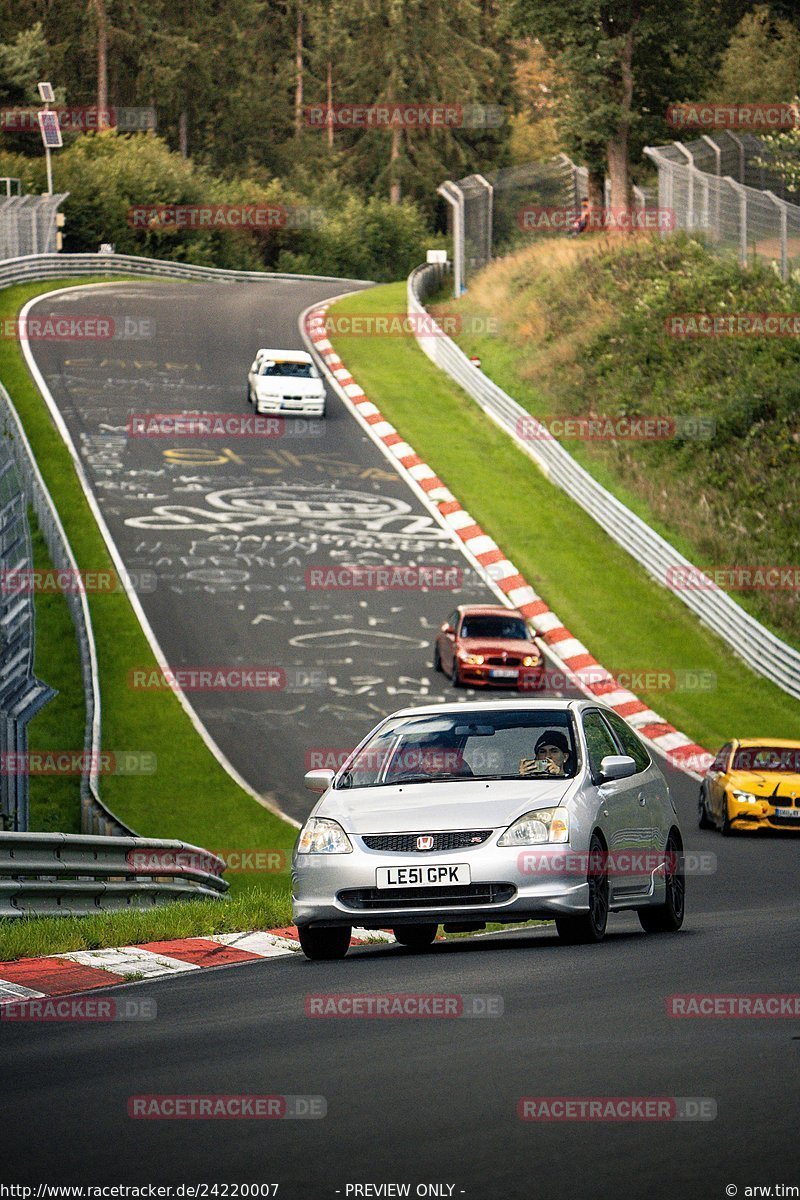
[36,82,61,196]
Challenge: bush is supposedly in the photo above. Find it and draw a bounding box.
[0,131,442,280]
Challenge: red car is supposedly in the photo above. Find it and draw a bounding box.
[433,604,544,688]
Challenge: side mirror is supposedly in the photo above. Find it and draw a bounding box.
[442,624,455,636]
[599,755,637,782]
[304,768,335,793]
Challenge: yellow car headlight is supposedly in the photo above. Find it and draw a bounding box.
[461,654,485,665]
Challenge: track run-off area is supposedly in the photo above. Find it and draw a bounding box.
[3,278,798,1199]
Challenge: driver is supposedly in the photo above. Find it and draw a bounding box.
[520,731,571,778]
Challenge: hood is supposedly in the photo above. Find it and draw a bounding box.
[254,376,323,397]
[316,777,573,834]
[458,637,539,659]
[729,771,800,799]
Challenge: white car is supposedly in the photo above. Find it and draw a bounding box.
[246,348,326,416]
[293,698,686,960]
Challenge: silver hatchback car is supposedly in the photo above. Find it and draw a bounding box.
[292,699,685,960]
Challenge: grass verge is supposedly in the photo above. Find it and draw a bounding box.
[0,278,297,895]
[434,234,800,647]
[0,885,292,963]
[327,283,800,750]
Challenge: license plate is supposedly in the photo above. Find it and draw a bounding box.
[376,864,471,888]
[773,806,800,818]
[490,668,518,679]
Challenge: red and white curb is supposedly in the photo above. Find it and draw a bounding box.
[302,305,713,780]
[0,927,394,1005]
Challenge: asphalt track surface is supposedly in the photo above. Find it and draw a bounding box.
[5,279,798,1197]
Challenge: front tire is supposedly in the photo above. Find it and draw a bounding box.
[638,830,685,933]
[433,644,442,673]
[451,657,462,688]
[555,834,608,944]
[297,925,351,961]
[698,786,713,829]
[393,924,438,949]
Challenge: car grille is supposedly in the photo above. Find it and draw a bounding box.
[486,656,521,666]
[361,831,493,853]
[337,883,516,910]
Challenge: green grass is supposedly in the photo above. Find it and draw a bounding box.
[437,235,800,647]
[327,283,800,751]
[0,279,298,883]
[27,519,85,832]
[0,884,293,963]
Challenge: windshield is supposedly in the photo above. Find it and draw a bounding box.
[334,709,577,788]
[459,615,528,640]
[258,360,317,378]
[731,745,800,773]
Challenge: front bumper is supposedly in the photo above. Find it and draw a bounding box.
[729,796,800,831]
[292,841,589,928]
[457,663,544,688]
[255,395,325,417]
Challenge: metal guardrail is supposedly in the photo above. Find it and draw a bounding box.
[0,382,133,837]
[0,252,373,288]
[408,262,800,701]
[0,832,228,916]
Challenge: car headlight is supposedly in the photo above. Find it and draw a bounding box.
[732,790,759,804]
[522,655,540,667]
[498,807,569,846]
[296,818,353,854]
[461,653,484,665]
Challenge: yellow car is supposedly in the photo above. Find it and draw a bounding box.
[699,738,800,835]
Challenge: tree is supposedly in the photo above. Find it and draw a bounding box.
[708,5,800,103]
[512,0,754,211]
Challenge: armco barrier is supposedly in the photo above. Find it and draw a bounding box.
[0,252,373,289]
[0,832,228,916]
[408,263,800,701]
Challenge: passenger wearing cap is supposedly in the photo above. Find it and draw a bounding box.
[520,732,571,778]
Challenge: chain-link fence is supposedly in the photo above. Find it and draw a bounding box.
[0,192,67,259]
[439,157,578,292]
[0,441,55,831]
[644,132,800,280]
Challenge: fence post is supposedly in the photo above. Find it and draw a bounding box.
[473,173,493,264]
[722,130,746,183]
[724,177,748,267]
[437,181,464,298]
[672,142,695,230]
[763,190,789,281]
